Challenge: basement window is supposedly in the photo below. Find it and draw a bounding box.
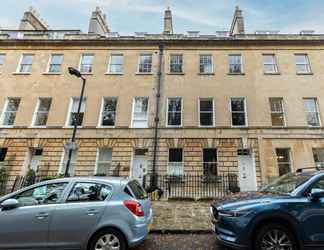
[168,148,184,176]
[275,148,292,176]
[0,148,7,167]
[313,148,324,169]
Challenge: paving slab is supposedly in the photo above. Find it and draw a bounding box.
[151,201,212,231]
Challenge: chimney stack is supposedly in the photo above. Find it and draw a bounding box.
[229,6,245,36]
[19,7,49,31]
[88,7,110,36]
[163,7,173,35]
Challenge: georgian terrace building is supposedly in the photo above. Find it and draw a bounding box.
[0,6,324,191]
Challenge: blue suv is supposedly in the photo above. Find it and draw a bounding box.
[210,168,324,250]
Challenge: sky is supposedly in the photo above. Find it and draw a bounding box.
[1,0,324,35]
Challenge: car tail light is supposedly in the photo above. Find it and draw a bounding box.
[123,200,144,217]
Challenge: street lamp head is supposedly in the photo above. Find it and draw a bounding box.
[68,67,82,78]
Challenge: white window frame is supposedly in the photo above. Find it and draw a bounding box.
[169,54,183,73]
[230,97,248,127]
[199,54,214,74]
[263,54,279,74]
[16,54,34,73]
[198,97,215,127]
[46,54,63,74]
[166,97,183,127]
[0,97,21,127]
[95,147,113,175]
[31,97,52,128]
[107,54,124,74]
[303,98,321,127]
[228,54,243,74]
[137,53,153,74]
[131,97,149,128]
[269,97,286,127]
[78,53,94,74]
[295,54,312,74]
[98,97,118,128]
[167,148,184,176]
[65,97,86,128]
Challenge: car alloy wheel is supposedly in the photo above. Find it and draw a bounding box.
[261,229,293,250]
[95,234,121,250]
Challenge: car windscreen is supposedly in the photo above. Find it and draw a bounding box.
[126,180,148,200]
[260,172,312,194]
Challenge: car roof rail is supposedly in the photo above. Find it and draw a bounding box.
[296,166,322,173]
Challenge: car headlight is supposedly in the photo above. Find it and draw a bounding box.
[218,210,251,217]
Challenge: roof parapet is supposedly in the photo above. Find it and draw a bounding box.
[19,7,49,31]
[229,6,245,36]
[88,7,110,36]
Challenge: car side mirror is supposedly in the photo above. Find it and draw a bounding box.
[310,189,324,201]
[1,199,20,210]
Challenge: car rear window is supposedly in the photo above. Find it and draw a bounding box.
[126,180,148,200]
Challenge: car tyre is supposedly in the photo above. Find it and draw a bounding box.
[254,223,298,250]
[89,228,127,250]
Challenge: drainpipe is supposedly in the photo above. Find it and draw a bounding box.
[147,43,164,193]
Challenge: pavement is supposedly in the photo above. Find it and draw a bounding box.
[151,201,212,231]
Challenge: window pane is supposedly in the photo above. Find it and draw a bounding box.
[139,54,152,73]
[7,98,20,112]
[306,113,320,126]
[97,148,112,175]
[232,113,246,126]
[304,99,317,112]
[200,113,213,126]
[295,55,307,64]
[0,148,7,162]
[169,148,183,162]
[203,149,217,175]
[271,114,285,126]
[67,182,112,202]
[276,148,291,176]
[102,98,117,126]
[80,54,93,73]
[170,55,183,73]
[263,55,275,64]
[51,55,63,65]
[34,113,49,126]
[168,98,181,112]
[270,98,283,112]
[69,98,85,126]
[15,183,68,206]
[200,55,213,73]
[21,55,33,65]
[38,98,52,112]
[231,99,244,112]
[109,55,123,73]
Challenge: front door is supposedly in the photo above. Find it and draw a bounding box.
[237,149,257,191]
[132,149,148,185]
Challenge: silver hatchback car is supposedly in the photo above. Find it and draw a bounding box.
[0,177,153,250]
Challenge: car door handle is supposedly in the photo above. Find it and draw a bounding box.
[35,212,49,220]
[86,209,99,216]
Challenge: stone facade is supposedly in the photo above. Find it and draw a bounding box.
[1,6,324,192]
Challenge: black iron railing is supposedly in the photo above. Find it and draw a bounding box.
[143,172,239,200]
